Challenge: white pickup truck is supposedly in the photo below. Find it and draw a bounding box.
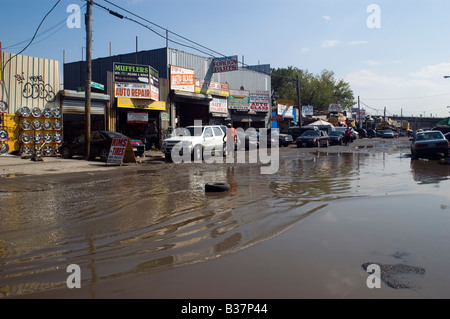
[161,125,226,161]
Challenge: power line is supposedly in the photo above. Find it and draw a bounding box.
[101,0,228,59]
[2,0,63,70]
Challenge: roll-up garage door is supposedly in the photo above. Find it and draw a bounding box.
[61,99,106,115]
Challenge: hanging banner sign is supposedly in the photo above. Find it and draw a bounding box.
[277,104,294,118]
[106,138,137,165]
[228,96,250,111]
[250,91,270,112]
[212,56,238,73]
[127,111,148,124]
[209,97,228,114]
[170,65,195,92]
[195,79,229,97]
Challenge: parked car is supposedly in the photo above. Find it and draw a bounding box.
[355,128,367,138]
[281,126,318,141]
[381,129,395,138]
[410,130,449,160]
[161,125,225,161]
[445,132,450,143]
[236,129,259,150]
[60,131,144,161]
[296,130,330,148]
[366,129,377,138]
[328,130,344,145]
[270,128,293,147]
[393,131,399,138]
[256,128,293,147]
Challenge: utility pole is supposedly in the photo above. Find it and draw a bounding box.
[296,75,302,127]
[358,95,361,128]
[84,0,92,160]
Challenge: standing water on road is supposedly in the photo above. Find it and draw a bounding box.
[1,148,450,298]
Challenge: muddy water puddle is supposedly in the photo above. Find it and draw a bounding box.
[1,150,450,298]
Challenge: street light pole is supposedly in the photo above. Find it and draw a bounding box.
[84,0,92,160]
[296,75,302,127]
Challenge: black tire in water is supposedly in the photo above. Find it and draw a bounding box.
[205,183,230,192]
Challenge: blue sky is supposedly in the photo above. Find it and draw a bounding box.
[2,0,450,118]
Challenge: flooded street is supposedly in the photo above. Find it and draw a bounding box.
[1,138,450,299]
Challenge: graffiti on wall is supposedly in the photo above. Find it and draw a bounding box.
[14,73,56,102]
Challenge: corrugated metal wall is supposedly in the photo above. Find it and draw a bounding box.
[64,47,168,91]
[64,47,271,98]
[0,52,60,114]
[167,48,271,93]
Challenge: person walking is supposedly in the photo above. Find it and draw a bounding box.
[224,123,237,157]
[344,126,353,146]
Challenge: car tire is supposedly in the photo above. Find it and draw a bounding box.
[205,183,230,192]
[165,153,172,162]
[193,145,202,161]
[60,146,72,159]
[411,150,418,160]
[222,142,228,157]
[99,148,109,162]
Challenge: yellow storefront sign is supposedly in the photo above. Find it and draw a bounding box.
[117,97,166,111]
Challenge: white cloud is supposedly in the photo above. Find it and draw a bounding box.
[301,47,310,52]
[322,40,339,48]
[409,62,450,79]
[344,66,450,117]
[323,16,331,20]
[365,60,380,66]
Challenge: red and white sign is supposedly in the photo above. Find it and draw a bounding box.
[115,83,152,99]
[250,91,270,112]
[209,97,227,114]
[271,115,284,121]
[107,138,129,164]
[170,65,195,92]
[127,111,148,124]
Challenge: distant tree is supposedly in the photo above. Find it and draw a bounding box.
[271,67,355,111]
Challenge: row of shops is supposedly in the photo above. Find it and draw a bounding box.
[1,47,300,155]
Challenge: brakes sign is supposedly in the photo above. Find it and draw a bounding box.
[107,138,129,164]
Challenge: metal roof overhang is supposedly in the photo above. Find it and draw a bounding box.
[172,90,213,105]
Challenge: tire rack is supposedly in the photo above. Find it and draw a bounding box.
[0,112,9,155]
[19,111,62,157]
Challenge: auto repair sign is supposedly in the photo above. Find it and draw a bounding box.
[115,83,152,99]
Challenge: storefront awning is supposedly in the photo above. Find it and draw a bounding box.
[172,90,212,105]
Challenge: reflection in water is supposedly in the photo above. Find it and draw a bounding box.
[1,151,444,297]
[410,159,450,185]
